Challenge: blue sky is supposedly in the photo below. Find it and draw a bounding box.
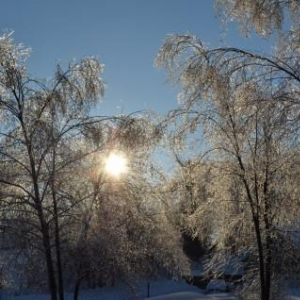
[1,0,272,116]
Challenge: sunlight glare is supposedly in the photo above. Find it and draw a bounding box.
[105,152,128,177]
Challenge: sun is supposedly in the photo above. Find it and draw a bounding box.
[105,152,128,177]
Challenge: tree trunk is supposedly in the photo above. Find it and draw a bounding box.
[263,166,272,300]
[73,277,83,300]
[34,182,58,300]
[265,235,272,300]
[51,114,65,300]
[54,195,64,300]
[252,215,268,300]
[45,243,59,300]
[263,208,272,300]
[241,175,268,300]
[38,209,58,300]
[21,117,58,300]
[240,170,269,300]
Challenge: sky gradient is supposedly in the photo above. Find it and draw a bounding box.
[1,0,272,116]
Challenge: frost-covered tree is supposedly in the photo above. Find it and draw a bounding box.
[156,14,300,299]
[0,33,106,300]
[60,118,190,300]
[164,154,213,260]
[216,0,300,36]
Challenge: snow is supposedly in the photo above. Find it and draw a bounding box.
[288,288,300,300]
[147,291,236,300]
[206,280,227,293]
[2,279,236,300]
[139,279,201,297]
[3,280,299,300]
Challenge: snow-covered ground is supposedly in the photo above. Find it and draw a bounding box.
[289,288,300,300]
[0,279,235,300]
[0,280,298,300]
[147,291,236,300]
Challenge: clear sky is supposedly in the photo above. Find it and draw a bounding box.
[1,0,272,116]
